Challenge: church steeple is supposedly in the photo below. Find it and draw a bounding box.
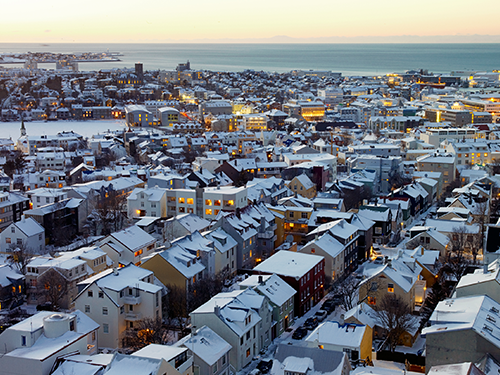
[20,117,26,137]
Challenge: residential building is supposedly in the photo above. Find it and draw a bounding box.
[74,264,163,349]
[0,216,44,253]
[0,310,99,375]
[254,250,325,316]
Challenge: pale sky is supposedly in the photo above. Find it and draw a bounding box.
[2,0,499,43]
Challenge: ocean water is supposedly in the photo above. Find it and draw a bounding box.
[0,43,499,76]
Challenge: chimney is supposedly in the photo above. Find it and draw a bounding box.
[339,314,345,326]
[113,268,118,276]
[214,305,221,317]
[258,275,263,284]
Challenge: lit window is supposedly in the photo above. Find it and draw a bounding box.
[214,200,221,206]
[387,283,394,293]
[134,249,143,257]
[178,197,185,204]
[206,208,213,216]
[205,199,212,206]
[227,200,234,206]
[187,198,194,205]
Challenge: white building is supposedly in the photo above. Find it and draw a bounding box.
[203,186,248,220]
[0,216,44,253]
[127,186,167,219]
[0,310,99,375]
[74,264,163,349]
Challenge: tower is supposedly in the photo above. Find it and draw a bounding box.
[20,117,26,137]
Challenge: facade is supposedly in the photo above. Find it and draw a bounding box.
[127,186,167,219]
[254,250,325,317]
[0,192,30,234]
[0,217,44,253]
[0,310,99,375]
[74,265,163,349]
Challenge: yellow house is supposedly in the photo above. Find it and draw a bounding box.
[140,245,205,295]
[268,205,313,245]
[287,174,317,199]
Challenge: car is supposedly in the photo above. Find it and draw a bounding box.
[315,310,328,322]
[304,317,319,330]
[257,360,273,374]
[292,326,308,339]
[322,300,336,313]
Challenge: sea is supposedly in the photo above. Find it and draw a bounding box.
[0,43,499,76]
[1,43,499,139]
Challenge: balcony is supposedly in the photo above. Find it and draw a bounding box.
[125,312,142,321]
[258,231,275,240]
[176,355,193,374]
[123,295,142,305]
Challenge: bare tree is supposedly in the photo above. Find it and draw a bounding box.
[36,268,68,310]
[333,274,362,311]
[375,294,417,352]
[405,237,421,250]
[7,243,35,275]
[471,200,489,264]
[164,284,188,331]
[122,317,171,351]
[88,188,129,235]
[187,272,228,312]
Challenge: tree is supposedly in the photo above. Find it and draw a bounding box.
[164,284,188,331]
[122,317,171,351]
[88,188,128,236]
[333,274,362,311]
[419,273,449,329]
[375,294,417,352]
[36,268,68,310]
[187,272,228,313]
[7,243,34,275]
[342,185,373,211]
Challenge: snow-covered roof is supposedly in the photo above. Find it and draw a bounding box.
[239,273,296,306]
[103,225,156,252]
[175,326,232,366]
[254,250,324,278]
[305,321,366,348]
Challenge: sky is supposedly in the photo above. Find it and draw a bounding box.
[2,0,500,43]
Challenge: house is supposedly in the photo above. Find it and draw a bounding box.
[99,225,157,267]
[174,326,231,375]
[172,231,216,276]
[423,295,500,369]
[0,216,45,253]
[74,264,163,349]
[0,192,30,233]
[304,219,360,278]
[287,174,317,199]
[0,310,99,375]
[0,264,25,311]
[204,227,238,277]
[271,343,352,375]
[26,188,68,210]
[358,256,422,311]
[132,344,194,375]
[455,260,500,304]
[254,250,325,317]
[25,247,109,309]
[357,205,392,245]
[141,245,205,295]
[190,289,269,371]
[102,353,171,375]
[239,274,296,338]
[305,321,373,362]
[127,186,167,219]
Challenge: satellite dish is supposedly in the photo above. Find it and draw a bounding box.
[286,235,294,243]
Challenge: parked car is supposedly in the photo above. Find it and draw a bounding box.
[257,360,273,374]
[304,317,319,330]
[315,310,328,322]
[322,300,336,313]
[292,326,308,339]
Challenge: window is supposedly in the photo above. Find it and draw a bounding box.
[246,349,251,358]
[17,238,22,245]
[179,207,185,213]
[205,199,212,206]
[187,198,194,205]
[88,290,93,297]
[387,283,394,293]
[10,227,14,233]
[301,212,308,219]
[99,291,104,298]
[206,209,213,216]
[5,238,10,244]
[103,323,109,333]
[120,306,124,314]
[289,212,294,218]
[178,197,185,204]
[85,305,90,313]
[213,362,218,374]
[215,200,221,206]
[21,335,26,346]
[227,200,234,206]
[103,307,108,315]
